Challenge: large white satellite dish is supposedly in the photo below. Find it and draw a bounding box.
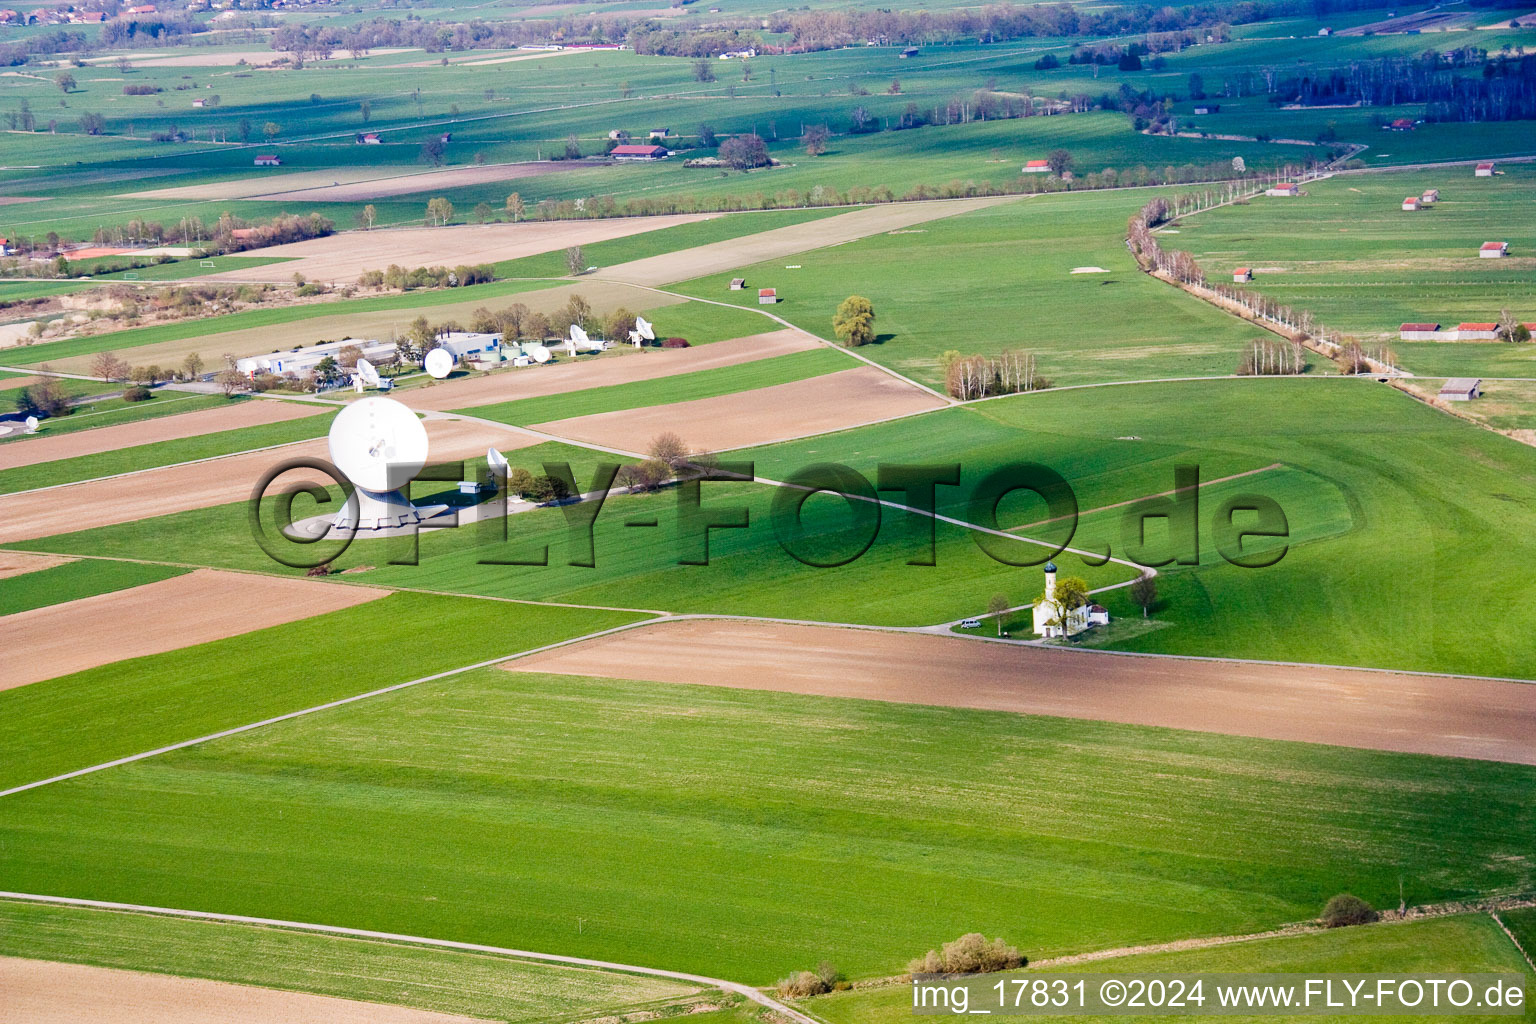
[24,415,39,434]
[529,345,552,364]
[357,357,382,387]
[636,316,655,341]
[424,347,454,379]
[569,323,589,345]
[327,396,446,531]
[486,446,509,474]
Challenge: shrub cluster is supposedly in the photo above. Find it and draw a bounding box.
[909,934,1026,975]
[360,263,494,291]
[775,961,843,999]
[1321,894,1379,928]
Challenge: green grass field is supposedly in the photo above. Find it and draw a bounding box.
[1169,164,1536,371]
[737,377,1536,678]
[0,590,648,791]
[459,348,854,422]
[0,389,231,438]
[0,559,187,616]
[2,671,1532,984]
[0,404,335,495]
[811,914,1536,1024]
[0,899,709,1023]
[1394,343,1536,379]
[493,207,845,279]
[0,375,105,415]
[674,190,1268,389]
[13,377,1536,677]
[622,299,779,346]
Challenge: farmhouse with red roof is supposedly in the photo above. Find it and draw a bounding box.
[610,144,669,161]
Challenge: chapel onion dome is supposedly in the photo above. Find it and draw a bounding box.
[1044,561,1058,573]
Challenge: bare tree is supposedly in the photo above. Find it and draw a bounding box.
[649,432,689,471]
[565,246,586,276]
[986,592,1010,636]
[1130,574,1157,618]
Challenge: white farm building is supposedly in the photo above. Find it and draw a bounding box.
[237,338,396,377]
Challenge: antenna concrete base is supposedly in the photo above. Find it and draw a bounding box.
[334,487,451,532]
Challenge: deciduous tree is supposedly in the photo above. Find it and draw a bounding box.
[832,295,876,347]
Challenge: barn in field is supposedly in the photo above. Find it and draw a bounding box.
[1480,241,1508,258]
[1439,378,1481,401]
[1453,322,1498,340]
[1265,182,1301,197]
[1233,268,1253,283]
[729,278,745,290]
[759,288,777,305]
[1475,162,1495,177]
[1421,188,1439,204]
[1399,323,1442,341]
[1022,159,1050,173]
[611,144,669,161]
[253,154,281,166]
[1402,197,1420,211]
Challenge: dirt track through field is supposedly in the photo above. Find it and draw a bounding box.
[531,366,946,452]
[0,956,487,1024]
[248,162,577,203]
[0,418,538,544]
[406,330,817,412]
[124,167,424,201]
[0,374,40,392]
[0,400,325,473]
[1,569,386,690]
[506,619,1536,764]
[0,551,73,579]
[199,215,715,285]
[596,196,1017,287]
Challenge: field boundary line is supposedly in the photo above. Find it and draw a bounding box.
[0,431,335,497]
[1490,912,1536,974]
[0,617,665,802]
[0,892,824,1024]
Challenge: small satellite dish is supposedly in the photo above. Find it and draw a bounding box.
[424,347,454,379]
[636,316,655,341]
[530,345,552,364]
[329,396,427,494]
[357,357,382,387]
[24,415,39,433]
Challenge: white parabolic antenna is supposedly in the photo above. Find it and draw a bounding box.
[328,397,445,531]
[636,316,655,341]
[424,347,454,379]
[357,357,382,387]
[486,446,509,475]
[530,345,552,364]
[24,415,39,433]
[569,323,590,348]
